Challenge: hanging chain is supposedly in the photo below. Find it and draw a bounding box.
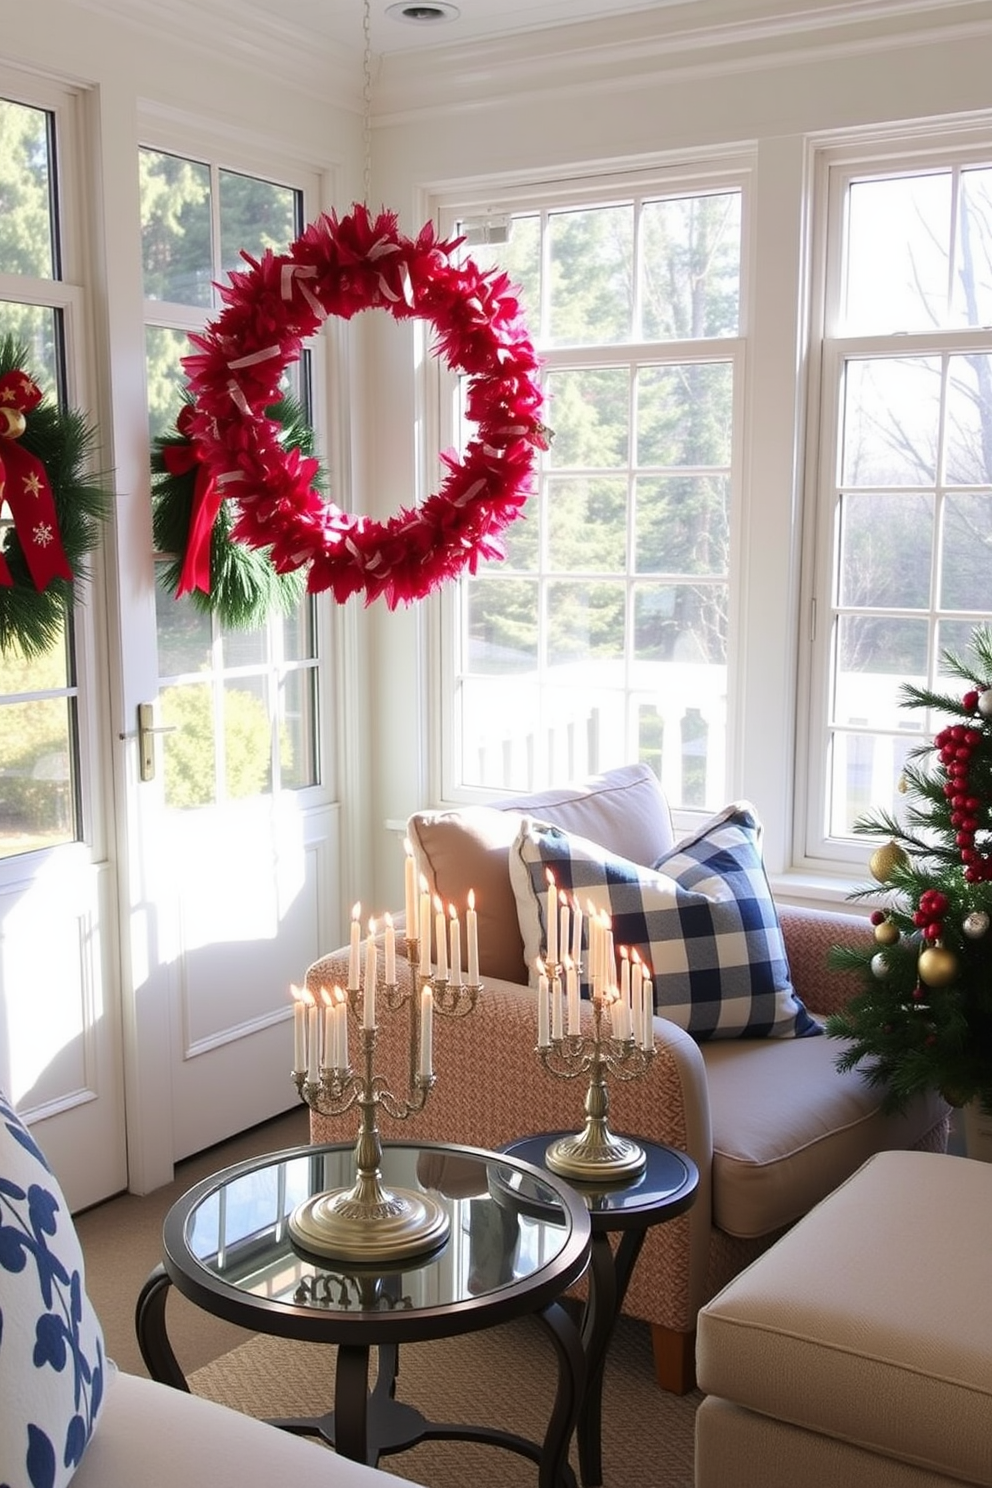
[362,0,373,205]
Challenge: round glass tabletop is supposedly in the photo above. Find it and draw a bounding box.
[160,1139,592,1345]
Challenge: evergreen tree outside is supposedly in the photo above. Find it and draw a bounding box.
[828,623,992,1110]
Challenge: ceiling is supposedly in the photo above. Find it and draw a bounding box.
[222,0,693,57]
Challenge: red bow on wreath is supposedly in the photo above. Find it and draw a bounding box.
[0,370,73,589]
[161,403,223,596]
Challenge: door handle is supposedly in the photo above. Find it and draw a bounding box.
[137,702,177,783]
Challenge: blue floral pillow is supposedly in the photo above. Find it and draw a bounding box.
[0,1091,106,1488]
[508,801,820,1040]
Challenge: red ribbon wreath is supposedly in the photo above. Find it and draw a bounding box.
[181,203,547,607]
[0,371,72,589]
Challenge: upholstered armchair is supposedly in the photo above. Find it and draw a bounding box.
[304,765,949,1395]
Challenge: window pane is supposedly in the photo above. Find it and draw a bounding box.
[155,579,212,676]
[547,580,625,663]
[459,676,541,791]
[829,731,916,837]
[223,678,272,798]
[938,617,985,674]
[954,168,992,328]
[219,168,297,280]
[499,507,538,571]
[0,99,55,279]
[0,694,75,858]
[0,303,59,394]
[548,205,632,347]
[221,626,266,670]
[633,581,727,663]
[161,682,215,809]
[635,475,729,574]
[146,325,193,443]
[467,213,541,334]
[837,491,933,609]
[833,615,928,729]
[844,173,952,333]
[280,600,315,663]
[546,367,629,467]
[641,192,741,340]
[467,577,538,672]
[547,477,626,572]
[941,494,992,610]
[841,357,940,485]
[944,352,992,484]
[141,149,212,305]
[280,669,317,789]
[636,362,733,467]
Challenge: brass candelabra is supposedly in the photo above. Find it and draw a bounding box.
[291,931,479,1264]
[535,891,656,1181]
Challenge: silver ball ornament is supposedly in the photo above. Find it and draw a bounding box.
[870,952,891,979]
[978,689,992,719]
[963,911,990,939]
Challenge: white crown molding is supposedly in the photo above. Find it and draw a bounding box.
[63,0,366,108]
[55,0,992,116]
[373,0,992,118]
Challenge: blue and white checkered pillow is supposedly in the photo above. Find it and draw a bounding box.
[508,802,820,1040]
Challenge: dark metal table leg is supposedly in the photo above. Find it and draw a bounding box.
[135,1264,189,1391]
[334,1342,373,1463]
[577,1229,648,1488]
[537,1298,587,1488]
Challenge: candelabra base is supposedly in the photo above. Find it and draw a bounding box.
[544,1127,646,1182]
[288,1185,450,1264]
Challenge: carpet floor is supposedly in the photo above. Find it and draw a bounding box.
[188,1313,701,1487]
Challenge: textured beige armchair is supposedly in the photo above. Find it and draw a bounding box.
[305,766,949,1395]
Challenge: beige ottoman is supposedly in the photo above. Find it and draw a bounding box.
[695,1150,992,1487]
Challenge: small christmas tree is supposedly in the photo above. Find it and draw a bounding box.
[828,624,992,1112]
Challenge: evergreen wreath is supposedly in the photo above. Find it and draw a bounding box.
[151,393,312,629]
[0,336,111,660]
[181,202,547,608]
[828,623,992,1111]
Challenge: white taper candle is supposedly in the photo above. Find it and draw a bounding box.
[363,920,377,1029]
[420,985,433,1079]
[467,890,479,984]
[348,903,361,991]
[537,961,550,1048]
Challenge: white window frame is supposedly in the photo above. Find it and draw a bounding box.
[0,68,109,878]
[427,155,753,833]
[798,119,992,872]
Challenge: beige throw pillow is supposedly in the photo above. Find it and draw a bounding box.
[407,763,675,985]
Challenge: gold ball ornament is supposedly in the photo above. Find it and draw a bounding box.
[0,407,26,439]
[873,919,900,946]
[917,944,960,988]
[869,840,908,883]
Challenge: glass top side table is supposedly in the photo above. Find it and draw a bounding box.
[135,1139,592,1487]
